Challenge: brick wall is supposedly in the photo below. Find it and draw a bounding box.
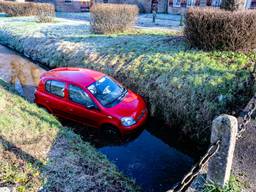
[95,0,168,13]
[55,0,90,12]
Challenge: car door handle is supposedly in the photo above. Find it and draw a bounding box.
[69,108,73,112]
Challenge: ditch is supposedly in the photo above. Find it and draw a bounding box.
[0,44,196,192]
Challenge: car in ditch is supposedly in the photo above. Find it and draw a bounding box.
[34,67,148,136]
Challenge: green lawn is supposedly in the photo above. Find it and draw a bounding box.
[0,16,255,145]
[203,176,243,192]
[0,80,139,192]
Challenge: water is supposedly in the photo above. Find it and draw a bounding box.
[99,130,193,191]
[0,44,194,192]
[0,44,45,101]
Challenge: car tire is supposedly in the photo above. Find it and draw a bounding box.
[102,125,120,140]
[38,104,51,114]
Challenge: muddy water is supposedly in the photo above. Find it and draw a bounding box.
[0,45,45,101]
[0,44,194,192]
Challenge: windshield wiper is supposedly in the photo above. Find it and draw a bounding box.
[105,88,127,107]
[118,88,127,100]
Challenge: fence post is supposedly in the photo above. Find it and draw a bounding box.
[207,114,238,187]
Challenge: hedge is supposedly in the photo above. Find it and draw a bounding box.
[184,8,256,51]
[0,1,55,17]
[90,3,138,34]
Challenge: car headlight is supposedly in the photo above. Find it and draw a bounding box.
[121,117,136,127]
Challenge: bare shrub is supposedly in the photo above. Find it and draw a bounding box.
[90,3,138,34]
[184,8,256,51]
[36,9,55,23]
[0,1,55,17]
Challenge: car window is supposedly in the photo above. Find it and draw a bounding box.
[88,76,126,107]
[45,80,65,98]
[45,80,51,92]
[68,84,95,108]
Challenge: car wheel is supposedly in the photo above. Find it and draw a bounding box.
[38,105,50,113]
[102,125,120,140]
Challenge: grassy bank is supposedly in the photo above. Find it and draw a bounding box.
[0,80,139,192]
[203,176,243,192]
[0,16,255,145]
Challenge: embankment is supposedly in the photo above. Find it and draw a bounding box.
[0,80,139,191]
[0,17,255,145]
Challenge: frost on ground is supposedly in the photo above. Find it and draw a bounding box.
[0,16,254,148]
[56,12,182,30]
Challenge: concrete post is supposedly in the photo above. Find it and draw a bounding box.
[207,115,238,187]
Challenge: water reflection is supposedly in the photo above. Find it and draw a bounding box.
[62,118,194,192]
[60,118,144,148]
[0,45,44,101]
[98,126,194,192]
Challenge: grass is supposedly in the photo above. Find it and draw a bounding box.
[0,16,255,146]
[0,80,140,192]
[203,176,243,192]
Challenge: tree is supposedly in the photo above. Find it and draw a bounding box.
[220,0,245,11]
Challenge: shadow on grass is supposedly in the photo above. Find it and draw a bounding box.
[0,135,44,168]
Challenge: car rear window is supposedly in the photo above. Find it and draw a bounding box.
[45,80,65,98]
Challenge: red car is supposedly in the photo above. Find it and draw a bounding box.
[34,67,148,136]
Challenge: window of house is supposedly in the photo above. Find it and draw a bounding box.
[251,0,256,8]
[173,0,181,7]
[45,80,65,98]
[211,0,221,7]
[68,84,95,108]
[187,0,195,7]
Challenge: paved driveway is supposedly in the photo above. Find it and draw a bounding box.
[56,12,182,31]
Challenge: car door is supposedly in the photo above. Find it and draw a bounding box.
[66,83,105,128]
[44,79,68,118]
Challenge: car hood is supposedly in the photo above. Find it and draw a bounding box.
[106,90,146,120]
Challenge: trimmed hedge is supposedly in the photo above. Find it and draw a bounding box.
[0,1,55,17]
[90,3,138,34]
[184,8,256,51]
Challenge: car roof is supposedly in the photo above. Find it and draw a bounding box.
[42,67,105,87]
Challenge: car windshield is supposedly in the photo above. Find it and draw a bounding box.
[88,76,126,107]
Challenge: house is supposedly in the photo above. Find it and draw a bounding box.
[51,0,168,13]
[54,0,91,12]
[169,0,255,13]
[34,0,256,13]
[56,0,255,13]
[94,0,168,13]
